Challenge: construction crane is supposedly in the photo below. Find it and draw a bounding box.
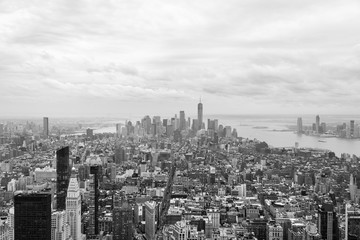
[155,141,189,239]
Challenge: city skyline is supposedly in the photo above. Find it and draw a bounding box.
[0,0,360,117]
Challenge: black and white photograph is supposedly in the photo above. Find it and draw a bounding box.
[1,0,360,239]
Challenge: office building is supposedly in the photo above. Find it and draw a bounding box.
[267,222,283,240]
[318,203,339,240]
[145,201,156,240]
[350,120,355,137]
[316,115,320,134]
[56,146,70,210]
[51,210,71,240]
[116,124,121,137]
[86,128,93,139]
[43,117,49,137]
[89,165,100,236]
[192,119,199,132]
[14,192,52,240]
[198,101,203,130]
[179,111,186,131]
[113,202,134,240]
[66,177,82,240]
[297,117,303,134]
[345,204,360,240]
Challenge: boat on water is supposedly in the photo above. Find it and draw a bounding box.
[318,140,326,143]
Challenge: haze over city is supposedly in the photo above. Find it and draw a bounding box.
[1,0,360,117]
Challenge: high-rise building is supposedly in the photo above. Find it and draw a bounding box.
[89,165,100,236]
[179,111,186,131]
[297,117,303,134]
[145,201,156,240]
[318,203,339,240]
[43,117,49,137]
[113,202,134,240]
[51,210,71,240]
[267,222,283,240]
[66,177,81,240]
[192,119,199,132]
[316,115,320,134]
[116,124,122,137]
[8,207,14,240]
[56,146,70,210]
[14,192,52,240]
[345,203,360,240]
[162,119,168,127]
[350,120,355,137]
[198,101,203,130]
[86,128,93,139]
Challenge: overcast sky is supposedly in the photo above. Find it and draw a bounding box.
[1,0,360,118]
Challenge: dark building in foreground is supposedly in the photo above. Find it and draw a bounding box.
[14,192,52,240]
[113,202,134,240]
[318,203,339,240]
[56,146,70,210]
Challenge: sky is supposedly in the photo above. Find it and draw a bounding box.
[1,0,360,118]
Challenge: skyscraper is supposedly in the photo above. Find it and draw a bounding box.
[145,201,156,240]
[116,123,122,138]
[297,117,303,133]
[43,117,49,137]
[179,111,186,131]
[56,146,70,210]
[316,115,320,134]
[66,177,82,240]
[89,165,100,236]
[345,204,360,240]
[350,120,355,137]
[113,202,134,240]
[14,192,52,240]
[318,203,339,240]
[198,101,203,130]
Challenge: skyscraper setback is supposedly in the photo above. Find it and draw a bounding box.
[56,146,70,210]
[198,101,203,130]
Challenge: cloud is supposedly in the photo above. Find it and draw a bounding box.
[0,0,360,116]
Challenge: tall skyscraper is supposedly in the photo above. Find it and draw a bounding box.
[113,202,134,240]
[350,120,355,137]
[89,165,100,236]
[297,117,303,134]
[56,146,70,210]
[14,192,52,240]
[179,111,186,131]
[198,101,203,130]
[43,117,49,137]
[318,203,339,240]
[66,177,81,240]
[145,201,156,240]
[316,115,320,134]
